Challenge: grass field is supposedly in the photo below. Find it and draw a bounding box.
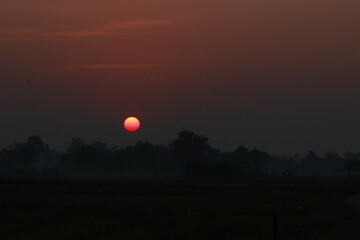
[0,175,359,240]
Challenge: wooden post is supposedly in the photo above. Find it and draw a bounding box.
[273,213,278,240]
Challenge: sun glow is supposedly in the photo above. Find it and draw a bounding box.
[124,117,140,132]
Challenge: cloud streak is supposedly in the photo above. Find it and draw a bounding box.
[55,64,164,70]
[101,20,171,30]
[49,31,114,37]
[0,28,42,35]
[51,20,171,37]
[0,20,171,40]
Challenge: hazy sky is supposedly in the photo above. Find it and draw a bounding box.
[1,0,360,155]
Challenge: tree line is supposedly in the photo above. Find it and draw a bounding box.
[0,130,356,177]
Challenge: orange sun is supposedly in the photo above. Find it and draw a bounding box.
[124,117,140,132]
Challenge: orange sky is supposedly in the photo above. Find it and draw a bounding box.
[1,0,360,154]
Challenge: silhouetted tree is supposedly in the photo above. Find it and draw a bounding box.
[170,130,213,159]
[61,138,97,171]
[323,152,344,174]
[0,137,58,171]
[0,131,355,177]
[343,152,360,161]
[23,136,46,168]
[233,146,269,174]
[169,130,218,176]
[299,151,324,175]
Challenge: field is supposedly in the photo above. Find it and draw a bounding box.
[0,175,359,240]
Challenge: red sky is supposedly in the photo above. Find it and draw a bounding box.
[1,0,360,154]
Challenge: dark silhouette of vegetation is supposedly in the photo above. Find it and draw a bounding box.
[0,130,356,177]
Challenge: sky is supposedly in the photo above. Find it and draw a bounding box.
[1,0,360,155]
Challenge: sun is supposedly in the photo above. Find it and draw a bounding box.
[124,117,140,132]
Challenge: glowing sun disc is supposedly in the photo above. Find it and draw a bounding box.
[124,117,140,132]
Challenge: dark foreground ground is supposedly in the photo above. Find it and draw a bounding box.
[0,174,360,240]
